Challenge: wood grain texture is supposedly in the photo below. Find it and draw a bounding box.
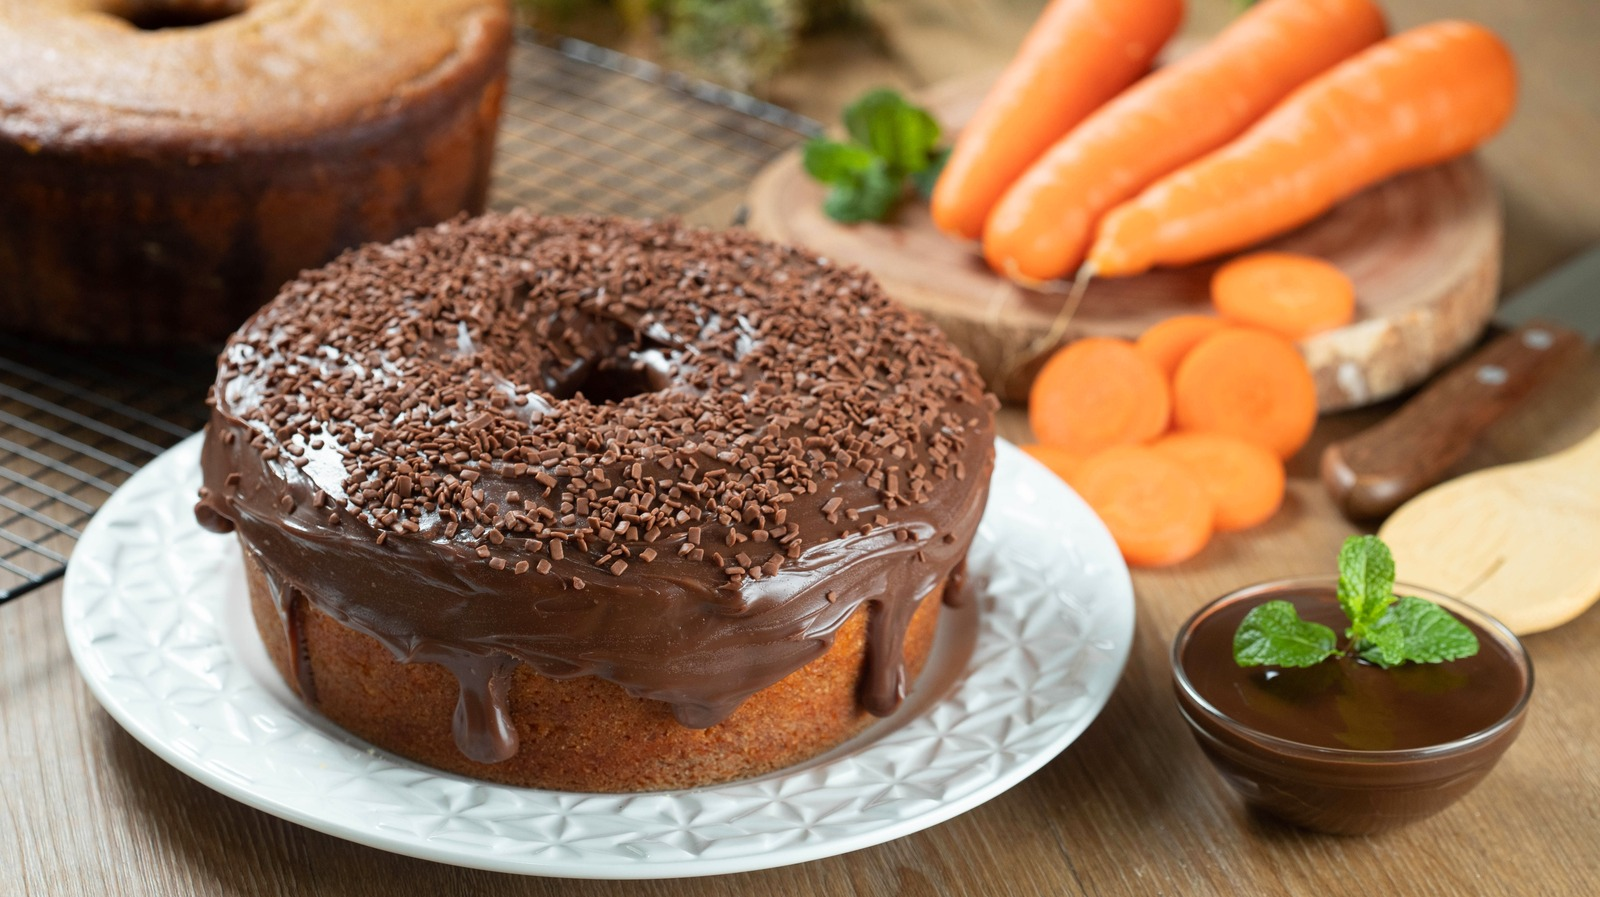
[746,71,1503,410]
[1379,427,1600,635]
[1322,321,1588,519]
[6,1,1600,894]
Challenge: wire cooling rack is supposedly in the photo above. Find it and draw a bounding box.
[0,34,816,605]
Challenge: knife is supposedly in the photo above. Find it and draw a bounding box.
[1322,246,1600,520]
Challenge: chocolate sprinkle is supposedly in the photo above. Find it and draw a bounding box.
[203,215,986,582]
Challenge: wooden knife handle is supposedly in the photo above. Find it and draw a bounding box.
[1321,320,1587,520]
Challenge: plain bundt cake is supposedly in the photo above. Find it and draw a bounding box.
[0,0,512,343]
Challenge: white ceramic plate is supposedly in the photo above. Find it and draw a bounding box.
[63,436,1133,879]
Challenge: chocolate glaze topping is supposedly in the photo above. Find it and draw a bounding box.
[196,213,996,764]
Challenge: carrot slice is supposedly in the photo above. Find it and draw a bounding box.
[1022,443,1088,486]
[1153,432,1286,531]
[1212,252,1356,338]
[930,0,1183,241]
[1173,328,1318,459]
[1135,315,1227,379]
[1072,445,1213,567]
[1029,338,1170,456]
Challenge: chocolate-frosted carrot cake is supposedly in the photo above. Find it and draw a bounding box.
[195,213,996,791]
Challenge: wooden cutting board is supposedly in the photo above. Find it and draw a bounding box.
[746,72,1503,410]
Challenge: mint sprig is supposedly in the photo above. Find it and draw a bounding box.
[1233,535,1479,669]
[803,89,946,224]
[1233,600,1339,667]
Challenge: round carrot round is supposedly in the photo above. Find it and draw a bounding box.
[1029,337,1170,456]
[1136,315,1227,379]
[1212,252,1356,338]
[1153,432,1286,531]
[1173,328,1318,459]
[1072,445,1214,567]
[1022,443,1088,487]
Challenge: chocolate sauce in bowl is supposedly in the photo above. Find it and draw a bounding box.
[1181,586,1525,751]
[1172,579,1534,834]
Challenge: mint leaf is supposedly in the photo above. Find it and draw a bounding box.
[842,89,941,175]
[820,158,901,223]
[911,146,951,200]
[1338,535,1397,636]
[1356,596,1480,668]
[1352,621,1407,669]
[1233,600,1340,668]
[803,88,946,224]
[803,138,877,184]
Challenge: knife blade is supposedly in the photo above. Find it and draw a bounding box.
[1322,246,1600,520]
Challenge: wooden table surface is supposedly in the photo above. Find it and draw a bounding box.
[5,1,1599,894]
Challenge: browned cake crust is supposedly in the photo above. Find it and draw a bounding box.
[245,548,946,791]
[0,0,512,343]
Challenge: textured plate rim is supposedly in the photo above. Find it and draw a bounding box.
[63,435,1133,879]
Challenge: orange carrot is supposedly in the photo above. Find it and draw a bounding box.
[929,0,1182,242]
[1091,21,1517,277]
[983,0,1387,282]
[1153,432,1286,531]
[1072,445,1213,567]
[1136,315,1227,379]
[1029,338,1170,456]
[1022,443,1088,486]
[1173,328,1318,459]
[1212,252,1356,338]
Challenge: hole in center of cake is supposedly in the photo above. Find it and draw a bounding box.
[542,321,678,405]
[113,0,248,31]
[559,350,674,404]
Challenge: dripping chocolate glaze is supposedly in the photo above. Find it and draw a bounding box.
[195,213,996,766]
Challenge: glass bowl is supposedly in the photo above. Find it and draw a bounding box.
[1171,576,1533,835]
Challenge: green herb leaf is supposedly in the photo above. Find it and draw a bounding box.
[819,157,901,224]
[1232,535,1483,671]
[911,146,951,200]
[802,138,878,184]
[803,88,947,224]
[1233,600,1340,668]
[1337,535,1397,636]
[1356,596,1480,668]
[842,89,941,175]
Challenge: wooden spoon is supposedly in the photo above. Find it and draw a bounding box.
[1379,428,1600,635]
